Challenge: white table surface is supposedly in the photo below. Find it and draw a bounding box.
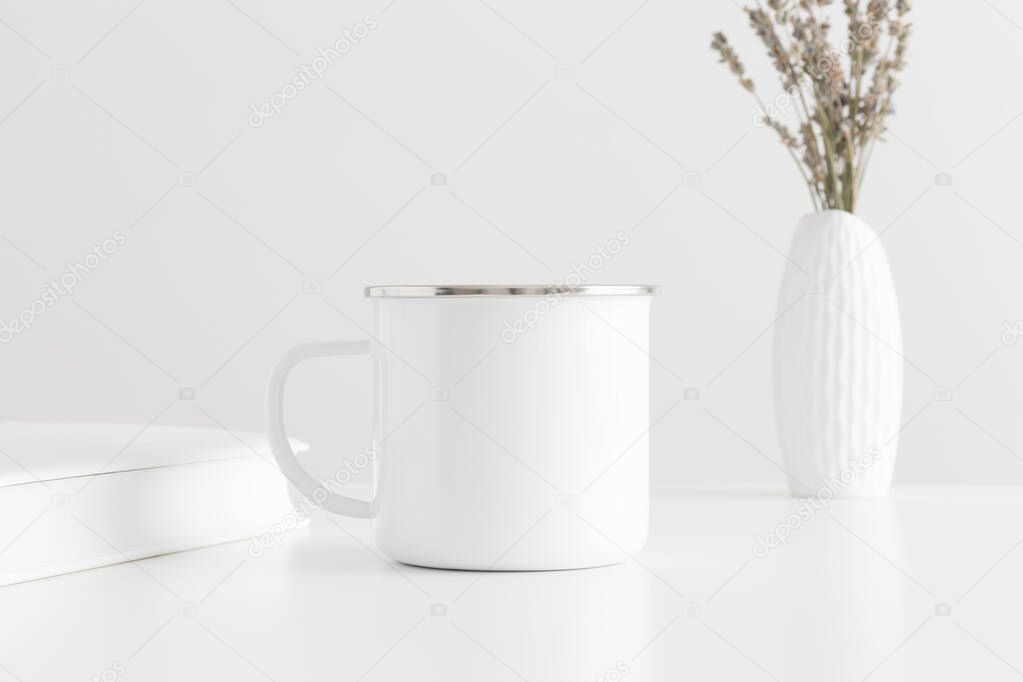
[2,487,1023,682]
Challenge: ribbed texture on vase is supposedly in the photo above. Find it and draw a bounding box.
[772,210,903,497]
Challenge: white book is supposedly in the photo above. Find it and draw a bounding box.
[0,422,306,586]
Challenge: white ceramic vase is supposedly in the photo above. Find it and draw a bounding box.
[772,210,903,497]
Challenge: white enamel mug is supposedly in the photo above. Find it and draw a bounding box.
[267,284,658,570]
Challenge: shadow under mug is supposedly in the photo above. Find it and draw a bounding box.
[267,284,659,570]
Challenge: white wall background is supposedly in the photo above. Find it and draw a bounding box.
[2,0,1022,488]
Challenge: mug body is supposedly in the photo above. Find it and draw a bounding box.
[366,285,656,570]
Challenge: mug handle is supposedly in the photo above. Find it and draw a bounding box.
[266,340,375,518]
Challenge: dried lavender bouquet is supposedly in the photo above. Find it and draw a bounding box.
[712,1,910,213]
